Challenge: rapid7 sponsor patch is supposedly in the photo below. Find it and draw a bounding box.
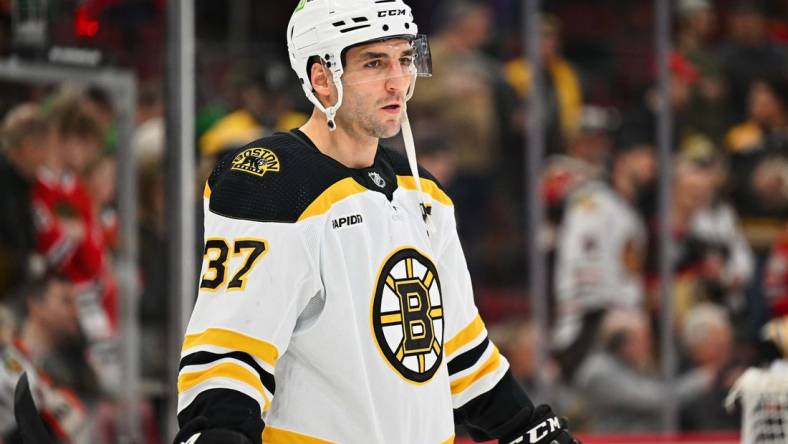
[332,214,364,230]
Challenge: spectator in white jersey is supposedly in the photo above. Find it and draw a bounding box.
[174,1,580,444]
[552,134,656,381]
[673,136,753,321]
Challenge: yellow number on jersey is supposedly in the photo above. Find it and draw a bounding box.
[200,238,268,292]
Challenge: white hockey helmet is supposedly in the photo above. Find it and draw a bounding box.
[287,0,432,130]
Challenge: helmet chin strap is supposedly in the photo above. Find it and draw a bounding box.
[320,71,345,131]
[401,73,435,233]
[401,103,436,234]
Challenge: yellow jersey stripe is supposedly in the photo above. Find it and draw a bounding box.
[262,426,336,443]
[182,328,279,367]
[450,346,502,395]
[178,362,270,411]
[444,314,485,358]
[298,178,367,221]
[441,435,455,444]
[396,176,453,206]
[204,182,212,199]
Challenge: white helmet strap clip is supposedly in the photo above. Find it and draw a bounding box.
[311,59,345,131]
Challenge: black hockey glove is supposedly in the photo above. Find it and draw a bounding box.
[175,417,254,444]
[499,405,581,444]
[179,429,253,444]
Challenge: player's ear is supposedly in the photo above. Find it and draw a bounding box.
[309,58,334,104]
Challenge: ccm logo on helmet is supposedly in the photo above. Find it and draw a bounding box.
[378,9,407,17]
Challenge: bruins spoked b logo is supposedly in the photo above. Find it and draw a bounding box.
[372,248,444,383]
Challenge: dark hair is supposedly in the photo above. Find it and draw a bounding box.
[10,268,69,320]
[731,0,765,14]
[615,123,655,153]
[754,76,788,111]
[605,330,629,355]
[85,87,112,110]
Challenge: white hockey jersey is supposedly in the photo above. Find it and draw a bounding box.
[177,131,514,444]
[690,202,754,288]
[552,181,646,349]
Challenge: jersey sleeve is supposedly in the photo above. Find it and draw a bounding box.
[176,180,321,444]
[428,184,536,441]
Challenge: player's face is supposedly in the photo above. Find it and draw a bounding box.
[339,39,415,138]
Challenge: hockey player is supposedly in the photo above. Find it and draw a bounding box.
[175,1,580,443]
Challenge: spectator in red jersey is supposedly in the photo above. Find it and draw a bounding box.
[32,96,121,399]
[33,98,91,280]
[33,95,107,291]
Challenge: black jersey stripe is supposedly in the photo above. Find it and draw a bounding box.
[180,351,276,395]
[448,337,490,376]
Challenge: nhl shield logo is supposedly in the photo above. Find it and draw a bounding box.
[368,171,386,188]
[231,148,280,177]
[371,248,444,383]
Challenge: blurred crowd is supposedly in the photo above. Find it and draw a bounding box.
[0,0,786,441]
[449,0,787,435]
[0,86,165,442]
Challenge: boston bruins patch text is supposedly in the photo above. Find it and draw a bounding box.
[231,147,281,177]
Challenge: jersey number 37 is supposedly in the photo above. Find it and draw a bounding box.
[199,238,268,292]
